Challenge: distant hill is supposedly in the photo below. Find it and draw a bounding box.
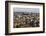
[14,12,39,16]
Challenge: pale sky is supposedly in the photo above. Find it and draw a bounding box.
[13,8,39,13]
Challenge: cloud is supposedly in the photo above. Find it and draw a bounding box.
[13,8,39,13]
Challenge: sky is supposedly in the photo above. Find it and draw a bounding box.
[13,8,39,13]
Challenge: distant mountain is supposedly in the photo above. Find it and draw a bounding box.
[14,12,39,16]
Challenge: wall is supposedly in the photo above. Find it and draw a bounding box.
[0,0,46,36]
